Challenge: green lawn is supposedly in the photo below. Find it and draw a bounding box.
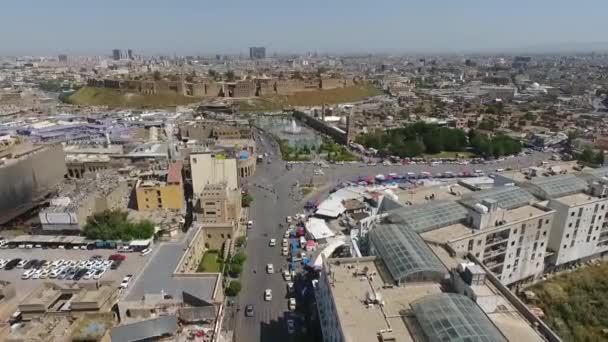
[197,251,222,272]
[424,151,475,159]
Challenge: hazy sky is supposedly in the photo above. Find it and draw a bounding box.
[2,0,608,55]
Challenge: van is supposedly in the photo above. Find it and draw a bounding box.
[299,236,306,249]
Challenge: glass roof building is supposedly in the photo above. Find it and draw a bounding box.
[526,174,589,199]
[459,186,537,210]
[385,200,468,233]
[412,293,508,342]
[369,223,447,284]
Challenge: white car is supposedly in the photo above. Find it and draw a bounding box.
[283,270,292,281]
[49,269,62,278]
[282,239,289,247]
[247,220,254,229]
[16,259,28,268]
[288,297,296,311]
[93,269,105,280]
[266,264,274,274]
[21,270,34,279]
[39,270,50,279]
[140,248,152,256]
[269,239,276,247]
[284,230,290,238]
[31,270,42,279]
[264,289,272,301]
[282,247,289,256]
[83,270,95,280]
[120,275,133,289]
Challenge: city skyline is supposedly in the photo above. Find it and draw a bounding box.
[2,0,608,55]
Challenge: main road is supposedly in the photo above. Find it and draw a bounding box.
[234,132,304,342]
[233,130,555,342]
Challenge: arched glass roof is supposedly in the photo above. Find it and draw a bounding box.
[369,224,446,283]
[529,174,588,198]
[460,186,536,210]
[413,293,507,342]
[386,200,468,233]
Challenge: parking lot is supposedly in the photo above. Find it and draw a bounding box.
[0,247,149,301]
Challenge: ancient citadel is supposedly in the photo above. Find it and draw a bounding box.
[87,76,361,98]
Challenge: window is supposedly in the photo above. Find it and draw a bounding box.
[602,205,605,210]
[543,231,547,236]
[516,248,521,257]
[193,158,197,164]
[566,234,570,238]
[521,224,526,234]
[571,211,575,217]
[568,222,573,228]
[540,242,544,247]
[592,215,596,224]
[514,229,518,234]
[156,190,161,196]
[506,264,511,269]
[468,240,474,251]
[576,219,580,229]
[514,259,519,267]
[579,208,583,217]
[587,236,591,243]
[531,253,535,260]
[227,234,231,239]
[545,219,550,224]
[533,242,538,251]
[538,219,543,228]
[595,204,599,213]
[535,231,540,241]
[511,241,515,246]
[475,252,480,257]
[204,243,209,248]
[207,234,212,238]
[570,240,575,247]
[221,234,225,239]
[477,239,482,246]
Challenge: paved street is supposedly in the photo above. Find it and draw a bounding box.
[233,129,554,342]
[234,132,302,342]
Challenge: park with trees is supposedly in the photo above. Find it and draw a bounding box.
[355,122,522,159]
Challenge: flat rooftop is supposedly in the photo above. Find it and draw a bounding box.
[427,245,545,342]
[421,205,549,244]
[395,182,472,205]
[554,192,602,207]
[328,258,438,342]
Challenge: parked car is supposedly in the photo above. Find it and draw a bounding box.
[288,298,296,311]
[110,260,123,270]
[266,264,274,274]
[120,275,133,289]
[109,254,126,261]
[264,289,272,301]
[140,248,152,256]
[245,304,254,317]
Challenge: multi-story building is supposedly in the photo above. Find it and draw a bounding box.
[190,153,239,195]
[112,49,121,60]
[0,143,66,224]
[135,161,184,211]
[522,172,608,268]
[384,186,555,286]
[249,46,266,60]
[316,253,551,342]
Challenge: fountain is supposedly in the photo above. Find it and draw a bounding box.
[284,119,303,134]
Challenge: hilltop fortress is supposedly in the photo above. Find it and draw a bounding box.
[87,76,360,98]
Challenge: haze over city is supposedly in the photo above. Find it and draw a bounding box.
[3,0,608,55]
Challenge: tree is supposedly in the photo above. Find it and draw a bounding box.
[242,193,254,207]
[596,150,605,165]
[229,263,243,278]
[523,112,537,121]
[224,70,235,82]
[291,71,304,80]
[235,236,247,248]
[579,147,595,164]
[232,251,247,265]
[153,70,161,81]
[83,210,154,241]
[225,281,242,296]
[208,69,219,80]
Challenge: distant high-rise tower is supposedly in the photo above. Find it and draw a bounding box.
[249,46,266,60]
[58,54,68,63]
[127,49,133,60]
[112,49,121,61]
